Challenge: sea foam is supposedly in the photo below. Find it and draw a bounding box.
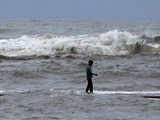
[0,30,158,57]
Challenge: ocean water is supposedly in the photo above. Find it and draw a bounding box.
[0,20,160,120]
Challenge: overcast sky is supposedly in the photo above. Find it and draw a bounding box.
[0,0,159,20]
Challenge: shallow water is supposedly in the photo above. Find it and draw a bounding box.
[0,55,160,120]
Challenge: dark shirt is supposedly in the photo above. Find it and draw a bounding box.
[86,65,92,80]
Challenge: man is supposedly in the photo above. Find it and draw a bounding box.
[86,60,98,94]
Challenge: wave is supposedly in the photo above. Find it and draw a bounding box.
[0,30,160,57]
[0,55,50,60]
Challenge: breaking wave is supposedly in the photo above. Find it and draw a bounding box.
[0,30,160,57]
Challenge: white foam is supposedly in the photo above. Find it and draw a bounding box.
[0,30,146,56]
[65,90,160,95]
[0,89,30,94]
[93,91,160,95]
[147,43,160,48]
[1,89,160,96]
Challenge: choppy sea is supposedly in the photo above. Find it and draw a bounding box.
[0,20,160,120]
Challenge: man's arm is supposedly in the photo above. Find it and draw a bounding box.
[92,73,98,76]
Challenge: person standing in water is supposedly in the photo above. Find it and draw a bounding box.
[86,60,98,94]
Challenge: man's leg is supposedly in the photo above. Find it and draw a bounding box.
[89,80,93,93]
[86,81,89,93]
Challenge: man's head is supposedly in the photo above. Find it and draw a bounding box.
[88,60,93,66]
